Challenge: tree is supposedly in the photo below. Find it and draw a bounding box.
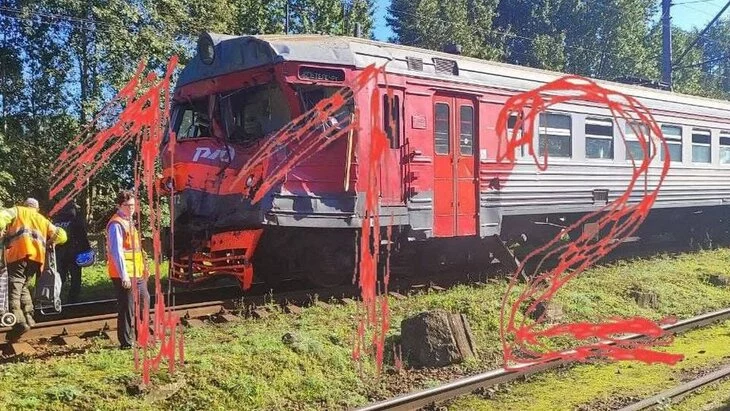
[695,18,730,98]
[388,0,660,77]
[290,0,374,36]
[388,0,502,60]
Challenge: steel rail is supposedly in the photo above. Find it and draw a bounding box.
[618,364,730,411]
[0,284,244,327]
[0,300,228,343]
[356,307,730,411]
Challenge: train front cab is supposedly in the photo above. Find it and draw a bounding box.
[162,47,403,289]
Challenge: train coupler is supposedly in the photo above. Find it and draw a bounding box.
[172,229,263,290]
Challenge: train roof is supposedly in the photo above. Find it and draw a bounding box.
[178,33,730,119]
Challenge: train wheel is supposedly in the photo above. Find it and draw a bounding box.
[1,312,16,327]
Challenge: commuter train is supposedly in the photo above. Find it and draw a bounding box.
[161,32,730,289]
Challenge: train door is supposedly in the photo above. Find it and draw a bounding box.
[433,95,478,237]
[381,90,404,204]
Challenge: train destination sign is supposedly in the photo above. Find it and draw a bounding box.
[298,66,346,82]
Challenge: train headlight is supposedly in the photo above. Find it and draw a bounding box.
[197,33,215,65]
[245,175,255,187]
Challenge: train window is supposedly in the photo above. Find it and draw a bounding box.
[660,125,683,162]
[585,117,614,159]
[460,106,474,155]
[720,131,730,164]
[538,113,571,158]
[220,83,292,145]
[625,121,651,161]
[507,112,525,157]
[435,103,450,155]
[173,98,210,140]
[691,129,711,163]
[383,94,401,149]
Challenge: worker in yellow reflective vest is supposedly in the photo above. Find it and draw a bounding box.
[106,190,149,349]
[1,198,67,339]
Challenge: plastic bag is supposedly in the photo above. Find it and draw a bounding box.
[35,245,62,314]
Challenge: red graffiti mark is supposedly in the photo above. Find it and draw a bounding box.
[496,75,683,368]
[352,77,392,373]
[49,58,184,385]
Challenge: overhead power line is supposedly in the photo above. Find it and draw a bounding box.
[673,0,730,67]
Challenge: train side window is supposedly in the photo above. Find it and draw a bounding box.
[507,112,525,156]
[459,106,474,155]
[538,113,571,158]
[173,99,210,140]
[720,131,730,164]
[691,129,711,163]
[625,121,651,160]
[383,94,401,149]
[585,117,614,159]
[661,125,683,162]
[434,103,450,155]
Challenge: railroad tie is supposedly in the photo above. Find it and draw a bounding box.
[183,318,205,327]
[103,331,119,345]
[251,308,270,319]
[8,342,36,356]
[284,304,303,315]
[59,335,84,348]
[217,313,239,323]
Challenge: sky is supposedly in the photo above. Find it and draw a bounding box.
[372,0,730,42]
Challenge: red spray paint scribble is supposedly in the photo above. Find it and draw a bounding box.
[351,76,393,373]
[495,75,683,368]
[49,58,184,385]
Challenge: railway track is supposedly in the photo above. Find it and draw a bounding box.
[0,270,473,358]
[617,363,730,411]
[27,283,244,322]
[356,307,730,411]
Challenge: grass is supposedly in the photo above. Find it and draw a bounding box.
[448,320,730,410]
[673,375,730,410]
[1,248,730,410]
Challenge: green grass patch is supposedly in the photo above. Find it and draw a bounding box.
[1,248,730,410]
[673,374,730,410]
[448,320,730,410]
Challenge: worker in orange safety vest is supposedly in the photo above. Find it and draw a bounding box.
[106,190,149,349]
[0,198,67,340]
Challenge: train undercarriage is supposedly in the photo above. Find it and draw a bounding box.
[168,204,730,290]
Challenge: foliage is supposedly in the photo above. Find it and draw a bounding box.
[0,0,375,228]
[388,0,502,60]
[388,0,730,98]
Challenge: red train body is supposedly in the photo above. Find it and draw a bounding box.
[162,33,730,288]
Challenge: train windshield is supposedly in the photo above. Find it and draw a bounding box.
[219,83,291,145]
[169,82,291,145]
[171,98,210,140]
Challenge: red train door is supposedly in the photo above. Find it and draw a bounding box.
[433,95,478,237]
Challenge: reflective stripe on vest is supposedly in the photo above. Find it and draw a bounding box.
[106,214,144,279]
[5,206,53,266]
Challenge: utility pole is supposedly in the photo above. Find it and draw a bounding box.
[662,0,672,88]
